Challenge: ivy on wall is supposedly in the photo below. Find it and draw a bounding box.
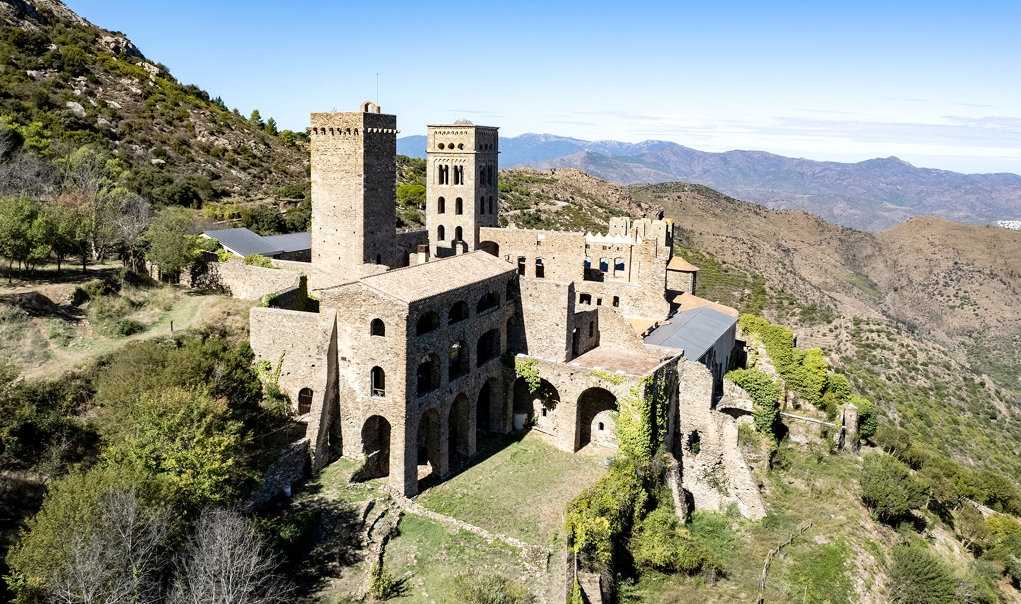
[726,368,780,437]
[514,357,542,393]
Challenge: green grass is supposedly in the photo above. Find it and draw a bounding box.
[382,514,538,604]
[416,433,606,545]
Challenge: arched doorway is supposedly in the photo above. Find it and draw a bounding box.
[448,394,471,472]
[512,376,560,434]
[576,387,618,451]
[417,407,443,488]
[479,240,499,257]
[358,415,391,479]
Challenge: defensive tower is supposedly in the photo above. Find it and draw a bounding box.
[310,101,398,276]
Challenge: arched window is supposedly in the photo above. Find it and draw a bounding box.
[477,291,499,313]
[614,257,625,275]
[612,296,620,307]
[416,311,439,335]
[454,226,463,242]
[370,318,385,336]
[489,196,495,214]
[417,354,439,396]
[370,367,385,397]
[298,388,313,414]
[517,256,526,276]
[535,258,545,279]
[579,293,592,305]
[449,301,469,324]
[438,196,445,213]
[584,257,592,270]
[449,340,468,379]
[454,165,464,185]
[437,225,446,241]
[455,197,463,215]
[476,329,500,366]
[599,258,609,273]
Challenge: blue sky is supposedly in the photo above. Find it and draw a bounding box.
[66,0,1021,174]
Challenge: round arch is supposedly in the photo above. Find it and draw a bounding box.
[448,393,471,472]
[576,387,618,451]
[416,407,442,489]
[357,415,391,480]
[513,376,560,434]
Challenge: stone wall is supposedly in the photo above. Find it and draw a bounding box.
[246,438,309,508]
[518,278,574,362]
[479,226,586,283]
[203,259,303,301]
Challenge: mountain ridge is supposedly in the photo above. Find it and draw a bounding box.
[398,133,1021,230]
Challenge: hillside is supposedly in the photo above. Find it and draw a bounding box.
[398,133,1021,231]
[0,0,308,204]
[500,168,1021,478]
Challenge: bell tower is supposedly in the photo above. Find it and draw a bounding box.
[310,101,397,278]
[424,121,499,257]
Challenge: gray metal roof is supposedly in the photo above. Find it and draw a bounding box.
[202,228,280,256]
[644,306,737,362]
[262,232,311,253]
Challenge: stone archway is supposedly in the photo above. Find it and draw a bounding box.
[416,407,443,487]
[513,376,560,434]
[477,379,493,436]
[358,415,391,479]
[448,393,471,472]
[576,387,618,451]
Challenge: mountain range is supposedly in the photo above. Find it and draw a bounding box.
[398,134,1021,231]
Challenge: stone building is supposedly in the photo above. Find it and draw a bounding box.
[247,102,750,501]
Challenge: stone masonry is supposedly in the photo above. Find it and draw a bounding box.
[245,101,758,511]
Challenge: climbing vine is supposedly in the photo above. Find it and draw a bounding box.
[590,369,626,386]
[726,368,780,438]
[514,357,542,393]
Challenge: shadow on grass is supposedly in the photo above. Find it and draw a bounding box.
[416,429,530,495]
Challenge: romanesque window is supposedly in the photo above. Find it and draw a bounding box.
[612,296,620,307]
[437,225,446,241]
[454,226,463,242]
[487,166,495,186]
[599,258,609,272]
[489,197,495,214]
[371,367,386,397]
[614,258,625,275]
[584,257,592,270]
[477,292,499,314]
[535,258,545,279]
[449,301,469,323]
[298,388,313,414]
[449,341,468,379]
[417,354,439,396]
[438,196,446,213]
[580,293,592,305]
[454,166,464,185]
[370,318,385,336]
[517,257,526,276]
[455,197,463,215]
[416,311,439,335]
[476,329,500,366]
[438,164,449,185]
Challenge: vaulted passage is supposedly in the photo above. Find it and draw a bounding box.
[448,394,471,472]
[358,415,391,479]
[417,407,442,488]
[513,376,560,434]
[576,387,618,451]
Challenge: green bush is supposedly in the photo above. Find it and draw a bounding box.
[451,571,534,604]
[242,254,274,268]
[860,453,928,524]
[851,395,878,442]
[565,459,649,571]
[726,368,780,437]
[629,504,731,580]
[368,562,405,600]
[113,318,145,336]
[888,543,958,604]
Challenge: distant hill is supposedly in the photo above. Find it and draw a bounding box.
[398,133,1021,231]
[0,0,308,204]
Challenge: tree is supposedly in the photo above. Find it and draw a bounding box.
[107,189,152,272]
[860,453,929,524]
[888,543,958,604]
[248,110,264,130]
[0,197,37,277]
[144,206,199,278]
[48,490,170,604]
[170,507,289,604]
[264,117,278,136]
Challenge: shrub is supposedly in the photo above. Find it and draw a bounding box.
[565,459,649,571]
[851,395,878,442]
[243,254,274,268]
[726,368,780,437]
[860,453,928,524]
[629,505,731,580]
[368,562,405,600]
[113,318,145,336]
[451,571,534,604]
[888,543,958,604]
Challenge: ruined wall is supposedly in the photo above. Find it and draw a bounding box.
[594,306,648,355]
[205,259,303,301]
[666,269,695,294]
[479,227,586,283]
[677,363,765,520]
[518,278,574,362]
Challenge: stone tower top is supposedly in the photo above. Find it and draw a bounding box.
[361,100,381,114]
